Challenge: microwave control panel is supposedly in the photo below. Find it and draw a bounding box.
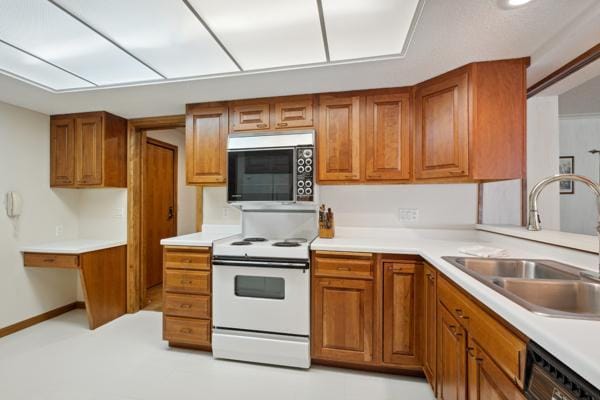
[296,146,314,202]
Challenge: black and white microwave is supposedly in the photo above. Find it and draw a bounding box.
[227,130,316,205]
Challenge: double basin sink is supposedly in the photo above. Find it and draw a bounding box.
[442,257,600,320]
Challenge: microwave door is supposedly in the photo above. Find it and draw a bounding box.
[228,149,295,202]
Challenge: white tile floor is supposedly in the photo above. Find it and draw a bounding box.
[0,310,434,400]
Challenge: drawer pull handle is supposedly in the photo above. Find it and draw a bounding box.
[182,258,192,263]
[277,122,288,127]
[180,279,193,285]
[455,309,469,319]
[449,325,456,334]
[180,328,192,334]
[180,304,192,309]
[336,266,351,271]
[467,347,475,357]
[257,123,268,128]
[43,258,55,263]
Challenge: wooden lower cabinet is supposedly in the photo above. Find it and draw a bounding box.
[163,246,212,349]
[423,264,437,393]
[437,304,468,400]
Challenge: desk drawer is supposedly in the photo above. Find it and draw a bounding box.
[23,253,79,269]
[165,270,210,294]
[164,293,210,319]
[164,316,211,346]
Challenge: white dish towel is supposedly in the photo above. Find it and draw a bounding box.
[458,245,509,258]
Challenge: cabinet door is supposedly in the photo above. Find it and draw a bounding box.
[75,116,103,186]
[415,70,469,179]
[186,105,228,184]
[50,117,75,187]
[423,264,437,393]
[437,304,467,400]
[317,95,361,181]
[382,262,422,366]
[230,103,270,131]
[274,98,313,129]
[312,277,374,363]
[365,93,411,181]
[467,340,526,400]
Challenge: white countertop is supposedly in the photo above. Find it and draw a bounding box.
[20,239,127,254]
[160,224,241,247]
[311,227,600,386]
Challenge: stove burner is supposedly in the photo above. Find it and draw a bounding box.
[273,241,301,247]
[231,241,252,246]
[285,238,308,243]
[243,237,268,242]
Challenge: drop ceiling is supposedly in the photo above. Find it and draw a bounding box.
[0,0,423,92]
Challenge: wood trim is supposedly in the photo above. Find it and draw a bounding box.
[196,186,203,232]
[527,42,600,98]
[127,115,185,313]
[0,302,79,338]
[75,301,86,309]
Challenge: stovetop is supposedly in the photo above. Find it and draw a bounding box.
[213,236,313,259]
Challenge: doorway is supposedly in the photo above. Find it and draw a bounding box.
[142,138,177,311]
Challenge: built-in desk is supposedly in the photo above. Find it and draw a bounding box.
[21,240,127,330]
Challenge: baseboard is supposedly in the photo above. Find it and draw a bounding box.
[0,302,79,339]
[75,301,86,309]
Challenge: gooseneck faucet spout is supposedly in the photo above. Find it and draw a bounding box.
[527,174,600,280]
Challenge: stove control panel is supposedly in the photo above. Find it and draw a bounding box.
[296,146,314,201]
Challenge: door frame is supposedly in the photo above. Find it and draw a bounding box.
[142,137,178,300]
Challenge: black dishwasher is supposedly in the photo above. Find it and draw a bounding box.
[525,341,599,400]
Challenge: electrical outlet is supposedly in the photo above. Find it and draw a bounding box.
[398,208,419,222]
[222,206,229,217]
[55,225,64,237]
[113,207,124,218]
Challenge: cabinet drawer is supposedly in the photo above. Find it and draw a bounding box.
[165,270,211,294]
[314,251,374,279]
[438,275,526,388]
[23,253,79,269]
[164,293,210,319]
[164,316,211,346]
[164,248,210,270]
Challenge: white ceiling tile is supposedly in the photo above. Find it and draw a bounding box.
[322,0,421,61]
[0,41,93,90]
[53,0,238,79]
[187,0,326,70]
[0,0,161,86]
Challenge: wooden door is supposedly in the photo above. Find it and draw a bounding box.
[467,339,526,400]
[437,304,467,400]
[75,116,103,185]
[230,103,270,131]
[423,264,438,393]
[415,70,469,179]
[144,139,177,289]
[382,261,422,367]
[50,117,75,187]
[312,277,374,363]
[317,95,361,181]
[274,98,313,129]
[186,105,228,184]
[365,93,411,181]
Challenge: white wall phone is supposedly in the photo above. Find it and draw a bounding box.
[5,191,23,218]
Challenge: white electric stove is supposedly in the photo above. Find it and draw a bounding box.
[211,211,317,369]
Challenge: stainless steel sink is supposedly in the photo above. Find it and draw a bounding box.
[442,256,600,320]
[448,257,580,280]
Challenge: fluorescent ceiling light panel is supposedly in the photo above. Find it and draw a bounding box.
[0,41,93,90]
[187,0,326,70]
[53,0,238,78]
[322,0,421,61]
[0,0,161,86]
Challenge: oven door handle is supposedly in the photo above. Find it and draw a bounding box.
[212,260,309,270]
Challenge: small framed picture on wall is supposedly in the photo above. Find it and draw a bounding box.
[559,156,575,194]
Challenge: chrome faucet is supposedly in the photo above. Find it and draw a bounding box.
[527,174,600,280]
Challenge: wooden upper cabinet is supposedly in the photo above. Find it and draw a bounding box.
[414,70,469,180]
[317,95,361,182]
[365,93,411,181]
[382,261,422,367]
[437,304,468,400]
[75,116,103,186]
[50,118,75,187]
[230,103,270,131]
[50,112,126,188]
[312,277,374,363]
[186,104,228,185]
[274,98,313,129]
[423,264,438,394]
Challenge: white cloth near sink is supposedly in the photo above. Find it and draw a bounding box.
[458,245,509,258]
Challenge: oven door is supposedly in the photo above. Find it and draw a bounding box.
[212,260,309,336]
[227,148,295,203]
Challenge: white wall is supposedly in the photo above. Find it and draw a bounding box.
[481,179,522,226]
[0,102,79,328]
[78,189,127,240]
[318,184,478,228]
[559,116,600,235]
[146,129,197,235]
[202,186,241,226]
